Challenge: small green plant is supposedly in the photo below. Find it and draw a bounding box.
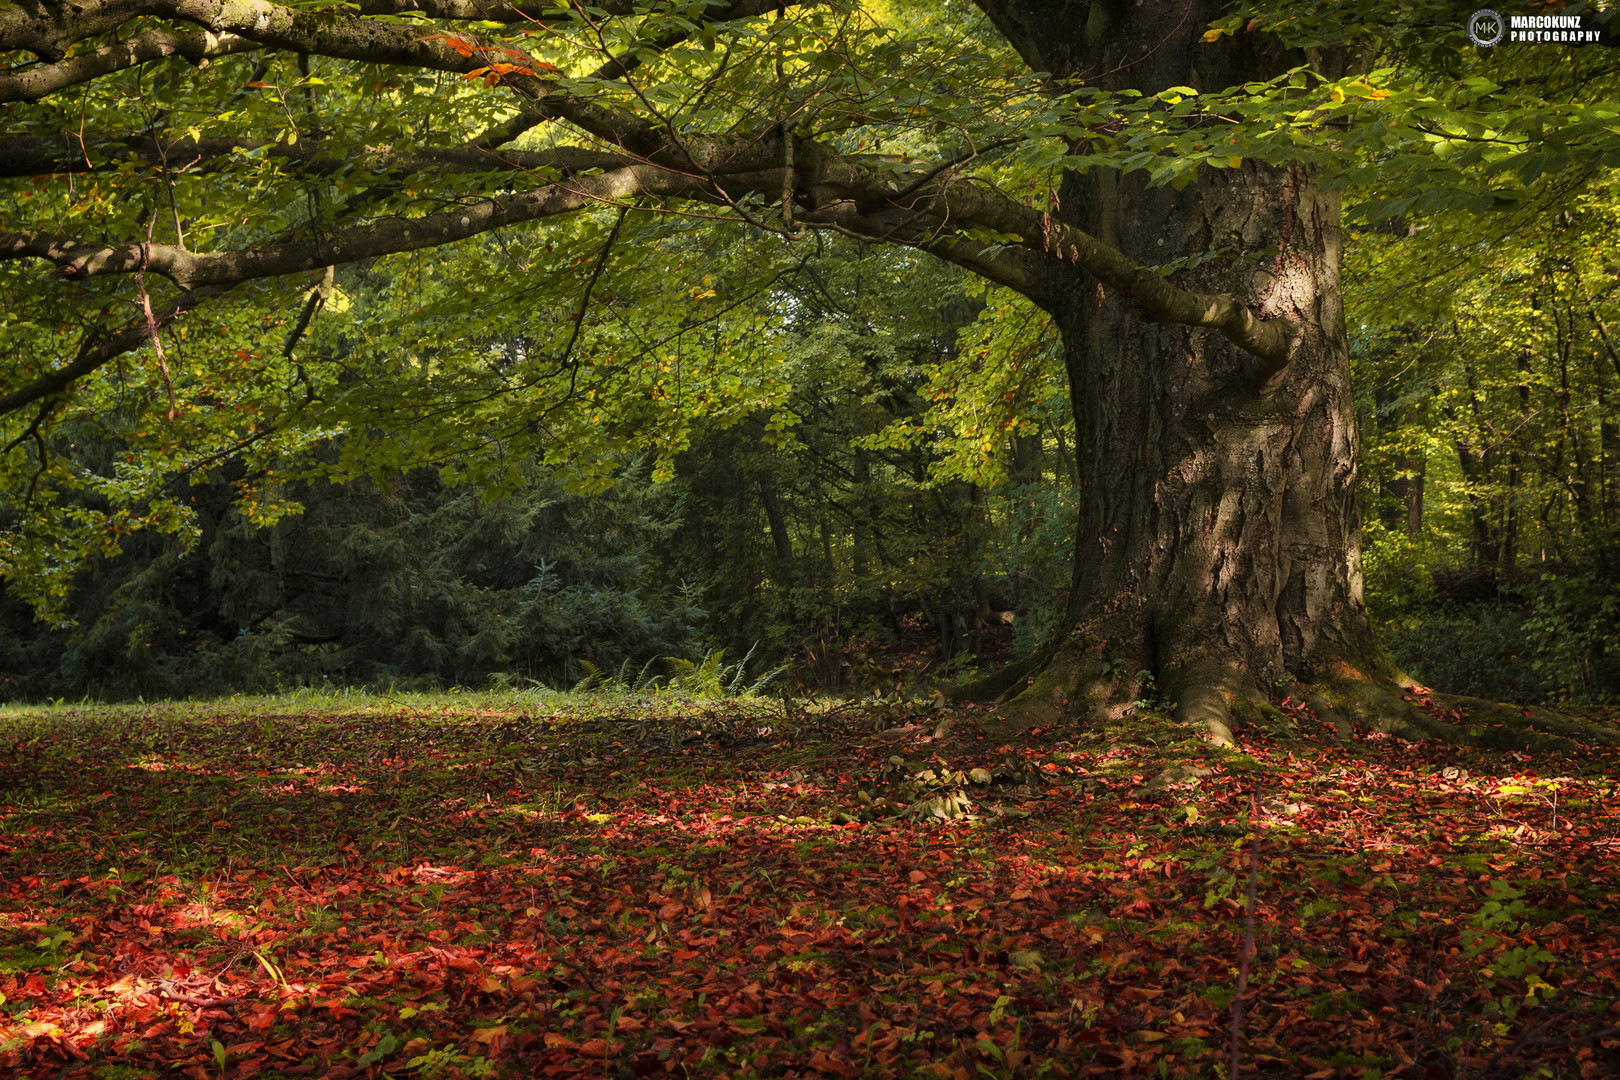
[356,1034,400,1068]
[1192,852,1239,909]
[405,1047,461,1077]
[1461,882,1554,983]
[575,644,785,698]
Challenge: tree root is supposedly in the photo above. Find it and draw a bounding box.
[1426,692,1620,749]
[944,641,1056,705]
[958,631,1150,731]
[952,633,1620,754]
[1302,675,1620,752]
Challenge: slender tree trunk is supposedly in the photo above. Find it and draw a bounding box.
[851,451,870,580]
[1375,382,1425,537]
[758,484,793,564]
[1459,363,1502,567]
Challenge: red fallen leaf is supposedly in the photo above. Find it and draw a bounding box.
[246,1005,279,1032]
[543,1033,577,1048]
[808,1049,853,1076]
[658,900,684,920]
[909,870,927,884]
[579,1038,619,1058]
[445,956,481,973]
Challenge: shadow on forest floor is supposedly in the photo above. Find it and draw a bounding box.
[1,693,1617,1079]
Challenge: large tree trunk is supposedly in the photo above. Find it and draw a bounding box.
[999,156,1404,742]
[968,0,1570,746]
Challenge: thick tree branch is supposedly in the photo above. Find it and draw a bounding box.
[0,28,259,103]
[1,0,802,90]
[794,200,1057,303]
[1,0,524,72]
[0,134,630,180]
[797,142,1298,365]
[0,161,704,288]
[2,120,1296,368]
[351,0,635,20]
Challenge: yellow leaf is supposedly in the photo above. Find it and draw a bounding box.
[1329,87,1345,103]
[1228,156,1242,168]
[1202,28,1228,42]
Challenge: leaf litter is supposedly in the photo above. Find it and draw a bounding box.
[0,695,1616,1078]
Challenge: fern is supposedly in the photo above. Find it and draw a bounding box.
[743,663,788,696]
[726,642,761,696]
[665,649,726,698]
[573,659,607,693]
[631,657,664,692]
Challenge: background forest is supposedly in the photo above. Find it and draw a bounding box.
[6,188,1620,707]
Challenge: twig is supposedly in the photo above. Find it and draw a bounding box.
[555,204,628,383]
[135,208,178,421]
[156,979,234,1009]
[283,264,335,359]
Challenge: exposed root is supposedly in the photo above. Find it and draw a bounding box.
[944,643,1054,705]
[952,631,1620,754]
[969,632,1148,731]
[1427,692,1620,749]
[1163,661,1249,748]
[1305,675,1620,752]
[1303,676,1462,744]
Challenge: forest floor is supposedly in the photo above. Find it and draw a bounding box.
[0,690,1617,1080]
